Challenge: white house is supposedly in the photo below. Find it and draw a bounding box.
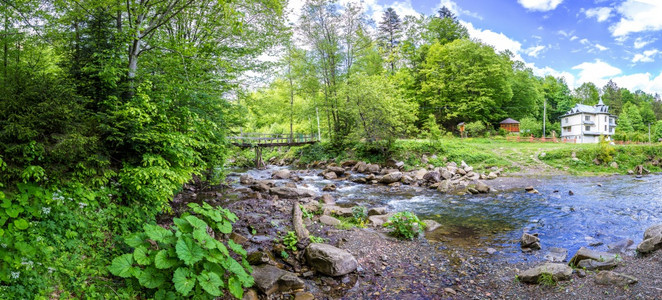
[560,99,617,143]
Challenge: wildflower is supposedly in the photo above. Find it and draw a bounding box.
[10,271,19,279]
[47,267,55,274]
[42,207,51,215]
[78,202,88,209]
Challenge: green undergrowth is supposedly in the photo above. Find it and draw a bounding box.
[541,143,662,175]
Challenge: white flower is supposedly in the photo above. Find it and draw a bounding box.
[42,207,51,215]
[47,267,55,274]
[78,202,88,209]
[0,243,6,248]
[10,271,19,279]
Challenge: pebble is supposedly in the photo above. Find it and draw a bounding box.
[444,288,457,295]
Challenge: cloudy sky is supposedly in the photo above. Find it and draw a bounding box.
[287,0,662,95]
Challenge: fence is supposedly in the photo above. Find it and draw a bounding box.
[505,135,574,143]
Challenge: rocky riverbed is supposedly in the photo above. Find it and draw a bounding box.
[172,160,662,299]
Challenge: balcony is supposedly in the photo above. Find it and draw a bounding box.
[582,120,595,125]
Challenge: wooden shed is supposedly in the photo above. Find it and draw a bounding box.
[499,118,520,133]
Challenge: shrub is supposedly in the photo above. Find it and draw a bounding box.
[351,206,368,225]
[464,121,486,137]
[108,202,252,299]
[384,211,426,240]
[281,231,298,251]
[596,135,615,164]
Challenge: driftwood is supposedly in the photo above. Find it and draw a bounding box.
[292,202,310,241]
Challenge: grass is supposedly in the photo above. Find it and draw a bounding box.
[228,136,662,176]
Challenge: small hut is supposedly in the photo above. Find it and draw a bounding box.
[499,118,520,133]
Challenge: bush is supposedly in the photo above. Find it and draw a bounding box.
[596,135,615,164]
[384,211,426,240]
[108,202,253,299]
[464,121,486,137]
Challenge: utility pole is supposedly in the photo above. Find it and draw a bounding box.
[543,99,547,138]
[649,123,651,144]
[316,107,321,141]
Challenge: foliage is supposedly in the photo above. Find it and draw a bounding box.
[422,114,443,144]
[596,136,616,164]
[108,202,252,299]
[309,235,326,243]
[464,121,487,137]
[537,272,557,286]
[519,117,542,137]
[299,204,314,220]
[351,206,368,226]
[281,231,298,251]
[384,211,426,240]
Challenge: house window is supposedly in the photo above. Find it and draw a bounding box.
[585,116,590,121]
[585,126,590,131]
[605,116,607,122]
[604,125,607,131]
[564,118,568,124]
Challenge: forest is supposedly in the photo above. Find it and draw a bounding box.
[0,0,661,298]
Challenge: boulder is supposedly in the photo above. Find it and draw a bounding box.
[637,223,662,254]
[247,251,275,265]
[250,182,271,193]
[321,194,335,205]
[607,239,634,253]
[326,166,345,176]
[368,214,394,227]
[272,169,291,180]
[487,172,498,180]
[544,247,568,263]
[414,169,427,180]
[323,172,337,180]
[341,160,358,168]
[319,215,341,226]
[520,233,541,251]
[423,171,441,183]
[323,205,353,217]
[568,247,618,267]
[440,168,452,180]
[240,174,255,185]
[322,184,336,192]
[577,259,619,271]
[594,271,638,286]
[368,207,387,216]
[518,263,573,284]
[460,161,469,168]
[252,265,305,295]
[270,186,314,199]
[401,175,414,185]
[353,161,367,173]
[475,181,490,193]
[422,220,441,232]
[305,243,358,276]
[457,168,467,176]
[379,172,403,184]
[366,164,380,174]
[464,166,474,172]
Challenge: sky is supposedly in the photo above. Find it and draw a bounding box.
[286,0,662,95]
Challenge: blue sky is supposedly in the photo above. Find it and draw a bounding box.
[287,0,662,95]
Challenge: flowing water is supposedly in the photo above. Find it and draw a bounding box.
[227,167,662,262]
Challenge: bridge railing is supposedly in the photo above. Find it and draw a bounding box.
[228,133,318,145]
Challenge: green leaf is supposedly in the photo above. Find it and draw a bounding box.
[217,220,232,234]
[193,227,215,249]
[173,217,193,233]
[185,215,207,228]
[225,257,248,279]
[154,289,177,300]
[173,267,196,296]
[154,250,178,269]
[13,218,29,230]
[197,271,223,296]
[138,267,165,289]
[144,224,173,243]
[125,233,148,248]
[134,246,152,265]
[214,240,229,257]
[228,275,244,299]
[228,239,246,257]
[175,236,204,265]
[108,254,135,278]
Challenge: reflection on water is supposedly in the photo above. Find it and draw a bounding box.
[227,167,662,260]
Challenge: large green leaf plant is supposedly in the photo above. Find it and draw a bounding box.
[108,203,253,299]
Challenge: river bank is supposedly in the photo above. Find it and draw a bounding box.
[178,154,662,299]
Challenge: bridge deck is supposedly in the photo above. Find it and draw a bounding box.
[228,133,318,148]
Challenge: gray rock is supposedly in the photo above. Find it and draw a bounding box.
[323,205,353,217]
[250,182,271,193]
[414,168,427,180]
[607,239,634,253]
[247,251,273,265]
[467,187,479,194]
[610,162,619,169]
[292,203,310,240]
[322,183,336,192]
[637,232,662,254]
[325,166,345,176]
[379,172,403,184]
[518,263,573,284]
[305,243,358,276]
[271,169,291,180]
[368,207,387,216]
[401,175,414,185]
[321,194,335,205]
[521,233,541,251]
[341,160,358,168]
[368,213,394,227]
[437,180,451,193]
[544,247,568,262]
[353,161,367,173]
[270,186,314,199]
[252,264,305,295]
[475,181,490,193]
[422,220,441,232]
[594,271,638,286]
[486,248,497,255]
[423,171,441,183]
[366,164,380,174]
[643,223,662,240]
[440,168,452,180]
[464,166,474,172]
[319,215,341,226]
[577,259,619,271]
[240,174,255,185]
[487,172,498,180]
[569,247,618,266]
[323,172,337,180]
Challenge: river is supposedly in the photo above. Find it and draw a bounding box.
[227,166,662,262]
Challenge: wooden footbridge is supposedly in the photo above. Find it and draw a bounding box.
[228,133,319,168]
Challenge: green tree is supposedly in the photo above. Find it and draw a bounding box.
[379,7,402,73]
[602,80,623,115]
[618,102,645,132]
[422,114,442,144]
[573,82,600,105]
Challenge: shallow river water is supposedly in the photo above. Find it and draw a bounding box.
[228,167,662,262]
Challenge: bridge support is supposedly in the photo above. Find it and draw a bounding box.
[254,147,265,169]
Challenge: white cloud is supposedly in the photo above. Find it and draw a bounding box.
[583,7,612,22]
[527,63,576,88]
[570,35,578,41]
[595,44,608,51]
[579,38,590,45]
[525,45,546,57]
[461,21,522,57]
[436,0,482,20]
[632,49,660,63]
[611,0,662,36]
[571,59,622,87]
[634,37,656,49]
[517,0,563,12]
[612,72,662,94]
